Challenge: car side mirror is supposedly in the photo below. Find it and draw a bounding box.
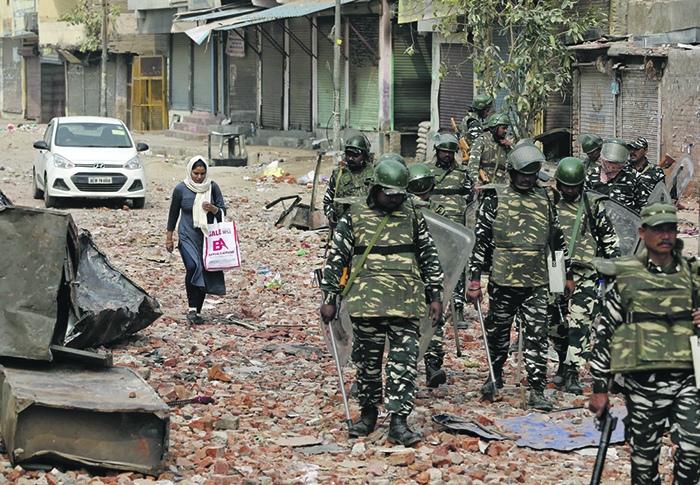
[33,140,48,150]
[136,142,149,152]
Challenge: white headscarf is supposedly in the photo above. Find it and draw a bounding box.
[184,155,212,235]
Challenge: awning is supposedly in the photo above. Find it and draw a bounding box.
[214,0,356,31]
[175,5,257,22]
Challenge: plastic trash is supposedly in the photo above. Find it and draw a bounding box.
[298,171,315,185]
[263,160,285,178]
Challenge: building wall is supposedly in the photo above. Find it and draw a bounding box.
[660,49,700,191]
[622,0,700,36]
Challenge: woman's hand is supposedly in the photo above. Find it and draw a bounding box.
[166,240,174,253]
[202,201,218,214]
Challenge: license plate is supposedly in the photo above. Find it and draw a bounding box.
[88,177,112,184]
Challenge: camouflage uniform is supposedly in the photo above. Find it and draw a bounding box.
[467,133,510,185]
[320,199,444,415]
[425,155,473,311]
[323,163,374,223]
[628,156,666,207]
[548,192,620,377]
[585,165,645,213]
[470,183,572,393]
[580,153,600,175]
[460,116,485,145]
[590,242,700,485]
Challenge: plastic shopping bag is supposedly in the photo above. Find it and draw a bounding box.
[203,219,241,271]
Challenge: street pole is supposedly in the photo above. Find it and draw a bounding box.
[100,0,108,117]
[332,0,341,151]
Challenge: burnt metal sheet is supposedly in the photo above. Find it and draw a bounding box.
[0,363,169,474]
[63,231,163,349]
[0,207,79,361]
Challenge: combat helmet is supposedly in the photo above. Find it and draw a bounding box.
[554,157,585,186]
[507,141,545,174]
[407,163,435,195]
[488,113,510,129]
[345,135,371,155]
[600,138,629,164]
[376,152,407,167]
[468,94,494,112]
[577,133,603,154]
[433,132,459,152]
[371,159,409,196]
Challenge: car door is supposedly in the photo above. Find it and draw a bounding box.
[34,121,54,189]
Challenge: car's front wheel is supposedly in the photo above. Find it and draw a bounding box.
[44,174,57,208]
[32,168,44,199]
[132,197,146,209]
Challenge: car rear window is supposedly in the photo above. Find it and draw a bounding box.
[55,123,133,149]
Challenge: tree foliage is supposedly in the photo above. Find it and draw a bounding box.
[434,0,604,138]
[61,1,121,53]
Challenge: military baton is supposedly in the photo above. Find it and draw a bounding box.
[476,300,500,400]
[325,303,354,429]
[590,406,618,485]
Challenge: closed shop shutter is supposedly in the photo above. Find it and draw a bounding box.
[41,63,66,121]
[392,24,431,131]
[545,81,573,132]
[438,42,473,132]
[228,27,258,122]
[193,40,214,111]
[3,39,23,114]
[348,15,379,131]
[288,18,312,130]
[171,34,190,110]
[579,66,614,138]
[619,70,659,164]
[316,17,345,131]
[261,23,284,129]
[25,55,41,120]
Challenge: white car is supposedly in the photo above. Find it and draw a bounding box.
[32,116,149,209]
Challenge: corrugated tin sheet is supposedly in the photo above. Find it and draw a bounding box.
[261,23,284,129]
[545,81,573,132]
[216,0,356,31]
[393,24,432,131]
[619,70,660,164]
[438,42,473,133]
[347,15,380,131]
[289,17,313,130]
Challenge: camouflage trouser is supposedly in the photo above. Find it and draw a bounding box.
[351,316,420,415]
[622,370,700,485]
[486,283,549,392]
[424,323,444,369]
[548,266,600,371]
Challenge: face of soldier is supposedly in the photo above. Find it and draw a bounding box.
[417,190,431,201]
[586,148,601,162]
[628,147,648,167]
[436,149,455,166]
[556,181,583,202]
[345,150,365,170]
[482,107,492,120]
[494,125,508,140]
[511,170,538,190]
[638,222,677,262]
[376,190,405,212]
[601,158,623,178]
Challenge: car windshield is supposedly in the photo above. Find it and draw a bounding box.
[54,122,133,148]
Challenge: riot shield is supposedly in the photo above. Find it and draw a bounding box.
[646,181,673,205]
[667,154,695,203]
[322,209,475,366]
[465,199,478,233]
[598,193,641,256]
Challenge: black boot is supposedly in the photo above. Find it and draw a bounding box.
[480,365,503,395]
[348,407,378,438]
[528,389,553,411]
[426,364,447,388]
[387,414,421,447]
[454,306,468,329]
[565,369,583,395]
[552,363,568,387]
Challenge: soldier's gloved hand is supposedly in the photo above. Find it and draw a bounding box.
[588,393,609,419]
[563,279,575,301]
[320,304,336,325]
[429,302,443,328]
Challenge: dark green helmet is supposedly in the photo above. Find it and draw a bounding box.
[376,152,407,167]
[488,113,510,128]
[577,133,603,154]
[345,135,370,154]
[600,137,629,164]
[372,159,409,194]
[434,132,459,152]
[469,94,494,111]
[407,163,434,195]
[555,157,585,186]
[507,141,545,173]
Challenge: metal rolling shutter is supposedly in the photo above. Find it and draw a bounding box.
[193,40,214,111]
[392,24,431,131]
[619,70,660,164]
[316,17,345,132]
[261,22,284,129]
[438,42,473,132]
[228,27,258,122]
[579,66,614,138]
[41,63,65,121]
[3,39,22,114]
[288,18,312,130]
[171,35,190,110]
[545,81,573,132]
[348,15,379,131]
[25,55,41,120]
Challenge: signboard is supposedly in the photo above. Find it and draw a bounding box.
[12,0,35,36]
[226,30,245,57]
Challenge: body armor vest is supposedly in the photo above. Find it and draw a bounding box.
[491,184,550,287]
[425,157,469,224]
[609,251,696,373]
[480,136,510,185]
[332,163,373,214]
[557,192,601,268]
[346,202,425,318]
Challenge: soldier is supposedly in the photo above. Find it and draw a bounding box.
[589,202,700,485]
[467,142,574,410]
[407,163,447,388]
[627,136,666,206]
[467,113,512,189]
[323,135,374,228]
[459,94,494,144]
[585,137,645,213]
[425,133,473,327]
[577,133,603,173]
[548,157,621,395]
[320,158,444,447]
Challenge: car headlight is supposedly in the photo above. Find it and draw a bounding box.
[53,153,75,169]
[124,155,142,170]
